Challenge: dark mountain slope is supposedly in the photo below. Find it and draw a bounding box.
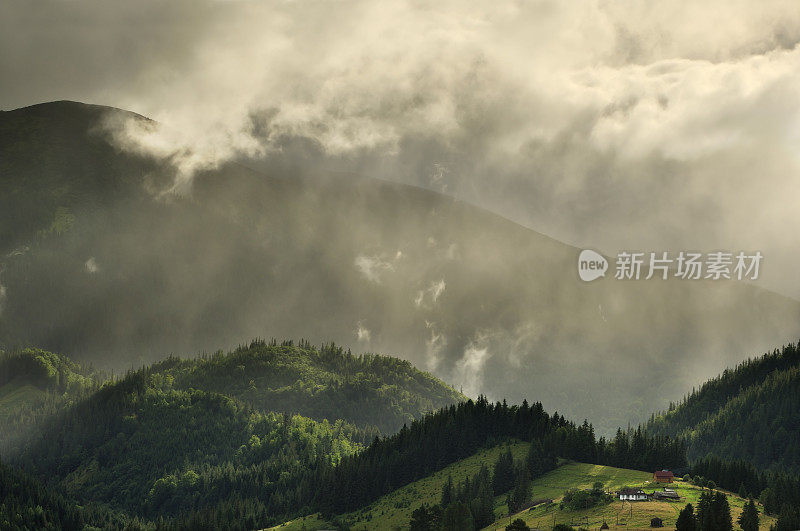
[647,342,800,472]
[0,458,136,530]
[2,101,800,433]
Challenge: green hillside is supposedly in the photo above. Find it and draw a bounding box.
[150,339,465,433]
[503,466,776,531]
[270,445,776,531]
[0,342,462,528]
[0,348,101,454]
[2,347,685,529]
[11,367,365,523]
[646,342,800,472]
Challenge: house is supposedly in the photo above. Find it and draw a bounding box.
[653,470,674,483]
[618,487,648,501]
[652,488,680,501]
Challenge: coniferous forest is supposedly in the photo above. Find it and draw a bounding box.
[646,343,800,473]
[4,339,800,529]
[1,342,690,529]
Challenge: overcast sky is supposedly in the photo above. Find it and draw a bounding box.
[3,0,800,297]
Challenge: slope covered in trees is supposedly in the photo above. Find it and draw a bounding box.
[646,342,800,472]
[0,459,138,531]
[150,339,465,433]
[9,365,367,524]
[0,342,458,528]
[3,351,685,529]
[0,348,102,455]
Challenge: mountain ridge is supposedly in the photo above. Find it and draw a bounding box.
[3,100,800,434]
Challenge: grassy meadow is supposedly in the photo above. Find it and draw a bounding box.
[267,441,776,530]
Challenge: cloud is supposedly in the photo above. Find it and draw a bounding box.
[355,321,371,342]
[4,1,800,290]
[424,321,447,372]
[354,254,394,284]
[3,0,796,299]
[4,0,800,431]
[414,279,446,308]
[453,339,491,398]
[84,257,99,274]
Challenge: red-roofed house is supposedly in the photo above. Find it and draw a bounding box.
[653,470,674,483]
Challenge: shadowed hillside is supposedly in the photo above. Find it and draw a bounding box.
[646,342,800,473]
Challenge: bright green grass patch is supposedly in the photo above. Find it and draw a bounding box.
[342,440,530,530]
[486,472,776,531]
[265,513,331,531]
[268,454,777,531]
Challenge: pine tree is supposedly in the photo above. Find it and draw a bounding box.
[441,474,454,508]
[711,491,732,531]
[676,503,696,531]
[774,505,800,531]
[441,501,474,531]
[492,448,515,495]
[508,465,531,513]
[696,490,712,531]
[737,498,758,531]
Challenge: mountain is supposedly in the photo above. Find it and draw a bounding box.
[8,360,367,524]
[646,342,800,473]
[146,339,465,433]
[4,342,797,530]
[0,340,463,445]
[2,100,800,433]
[4,359,683,529]
[0,342,462,525]
[0,459,135,530]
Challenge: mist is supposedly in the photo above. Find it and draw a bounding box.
[2,1,800,433]
[3,0,800,296]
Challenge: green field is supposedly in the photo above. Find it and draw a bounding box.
[490,467,776,531]
[267,513,331,531]
[267,441,530,531]
[343,441,530,530]
[268,441,777,531]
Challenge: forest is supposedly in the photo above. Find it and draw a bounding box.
[1,343,687,529]
[646,342,800,472]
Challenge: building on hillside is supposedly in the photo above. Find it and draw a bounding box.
[653,470,674,483]
[651,488,680,501]
[617,487,648,501]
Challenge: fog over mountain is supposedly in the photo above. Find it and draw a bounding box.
[2,1,800,432]
[2,101,799,435]
[3,0,800,296]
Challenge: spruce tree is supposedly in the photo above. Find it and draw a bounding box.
[676,503,696,531]
[441,474,454,509]
[737,498,758,531]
